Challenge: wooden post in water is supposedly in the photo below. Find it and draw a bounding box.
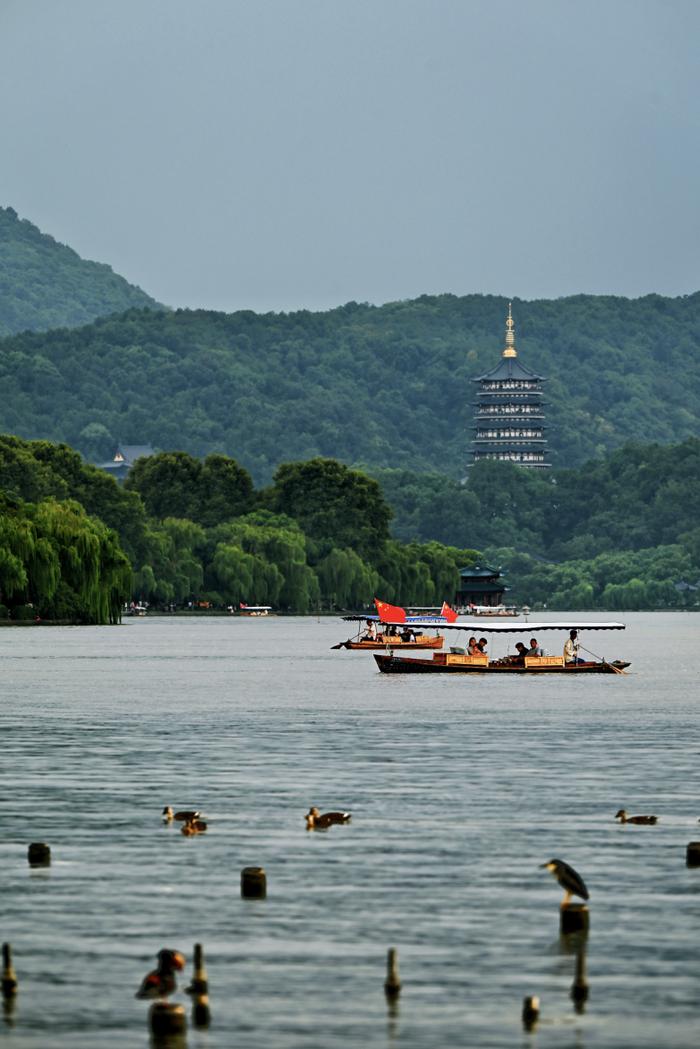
[149,1001,187,1036]
[27,843,51,867]
[1,944,18,999]
[686,842,700,867]
[241,866,267,898]
[384,948,401,999]
[189,943,211,1028]
[560,903,589,935]
[522,995,540,1030]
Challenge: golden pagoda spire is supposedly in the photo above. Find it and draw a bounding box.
[502,301,517,358]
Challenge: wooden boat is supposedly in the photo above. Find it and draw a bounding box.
[237,604,274,617]
[341,634,444,651]
[370,621,630,675]
[334,608,451,651]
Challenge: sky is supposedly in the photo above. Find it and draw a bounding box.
[1,0,699,314]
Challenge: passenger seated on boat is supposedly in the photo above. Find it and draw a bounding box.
[476,637,488,654]
[467,636,479,655]
[528,638,544,657]
[385,624,399,638]
[563,629,585,665]
[503,642,528,665]
[400,627,416,642]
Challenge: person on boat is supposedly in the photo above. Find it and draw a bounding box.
[400,627,416,643]
[362,619,378,641]
[563,629,584,665]
[476,637,488,654]
[467,636,479,655]
[528,638,544,657]
[504,642,528,665]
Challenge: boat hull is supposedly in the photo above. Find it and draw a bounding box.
[343,636,444,651]
[373,654,630,674]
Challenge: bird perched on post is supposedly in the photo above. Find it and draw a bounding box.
[540,859,589,906]
[135,949,186,1000]
[615,809,658,825]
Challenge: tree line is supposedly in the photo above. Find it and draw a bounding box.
[0,434,697,621]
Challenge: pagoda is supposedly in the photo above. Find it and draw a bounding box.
[468,304,549,469]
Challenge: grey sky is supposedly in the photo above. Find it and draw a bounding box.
[2,0,698,313]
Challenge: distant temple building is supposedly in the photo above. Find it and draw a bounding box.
[469,304,549,469]
[455,565,510,610]
[97,444,154,482]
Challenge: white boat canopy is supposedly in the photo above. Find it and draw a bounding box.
[368,620,625,632]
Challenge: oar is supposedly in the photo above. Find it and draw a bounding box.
[580,644,627,674]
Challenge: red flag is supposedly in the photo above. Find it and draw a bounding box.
[440,601,458,623]
[374,598,406,624]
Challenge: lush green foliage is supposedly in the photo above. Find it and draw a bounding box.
[0,492,131,623]
[1,292,699,481]
[0,206,163,337]
[375,438,700,609]
[1,434,698,616]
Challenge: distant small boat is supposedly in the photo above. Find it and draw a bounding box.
[126,604,148,617]
[459,604,520,617]
[237,604,274,617]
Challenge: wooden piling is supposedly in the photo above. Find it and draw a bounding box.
[189,943,211,1028]
[384,948,401,998]
[27,843,51,867]
[1,944,18,999]
[560,903,589,935]
[149,1001,186,1036]
[522,995,540,1030]
[686,842,700,867]
[241,866,267,898]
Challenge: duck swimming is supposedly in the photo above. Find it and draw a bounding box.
[615,809,658,825]
[174,810,202,822]
[135,949,186,1000]
[181,818,208,836]
[162,806,174,822]
[305,807,352,830]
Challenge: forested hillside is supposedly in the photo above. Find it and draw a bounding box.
[0,293,698,478]
[0,206,163,336]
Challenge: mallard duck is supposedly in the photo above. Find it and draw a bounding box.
[174,810,202,822]
[162,806,174,822]
[135,949,185,999]
[305,806,352,830]
[615,809,658,825]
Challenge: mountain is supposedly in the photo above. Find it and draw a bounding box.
[0,291,698,479]
[0,206,163,336]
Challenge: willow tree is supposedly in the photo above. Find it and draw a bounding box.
[31,498,131,624]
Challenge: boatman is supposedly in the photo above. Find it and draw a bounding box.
[563,629,584,665]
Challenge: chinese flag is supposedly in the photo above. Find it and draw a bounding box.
[440,601,458,623]
[374,598,406,624]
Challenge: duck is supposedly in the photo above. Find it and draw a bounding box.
[135,948,186,1000]
[305,806,352,830]
[162,806,174,822]
[615,809,658,825]
[174,809,203,822]
[181,818,208,836]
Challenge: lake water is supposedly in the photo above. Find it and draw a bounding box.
[1,612,699,1049]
